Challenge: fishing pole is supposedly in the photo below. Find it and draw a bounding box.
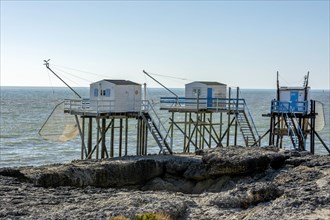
[44,59,81,98]
[143,70,179,100]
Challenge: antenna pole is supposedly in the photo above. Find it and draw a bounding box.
[143,70,179,100]
[44,59,81,98]
[276,71,280,100]
[304,71,309,102]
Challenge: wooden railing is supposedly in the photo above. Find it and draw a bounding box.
[271,100,308,113]
[159,97,246,111]
[64,99,140,113]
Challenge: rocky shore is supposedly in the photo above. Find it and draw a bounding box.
[0,146,329,219]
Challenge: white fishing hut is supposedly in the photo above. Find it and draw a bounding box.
[185,81,227,108]
[89,79,142,112]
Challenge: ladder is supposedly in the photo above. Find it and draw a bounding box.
[283,112,305,150]
[235,110,258,146]
[140,112,172,154]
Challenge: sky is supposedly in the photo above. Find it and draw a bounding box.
[1,1,329,89]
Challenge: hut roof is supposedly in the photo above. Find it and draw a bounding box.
[103,80,140,86]
[187,81,227,86]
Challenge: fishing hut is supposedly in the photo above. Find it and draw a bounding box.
[63,79,174,159]
[185,81,227,108]
[263,72,329,154]
[159,81,260,152]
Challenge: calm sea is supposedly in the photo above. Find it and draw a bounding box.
[1,87,329,167]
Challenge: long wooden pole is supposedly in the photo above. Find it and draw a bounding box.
[101,118,106,158]
[125,117,128,156]
[227,87,231,146]
[88,117,92,159]
[110,118,115,157]
[44,60,81,98]
[119,118,123,157]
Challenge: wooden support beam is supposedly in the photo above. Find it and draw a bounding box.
[96,118,100,159]
[187,113,192,152]
[75,115,87,159]
[220,117,235,144]
[201,113,206,149]
[227,87,231,146]
[81,117,85,160]
[207,118,222,147]
[144,120,148,155]
[87,117,93,159]
[86,119,112,159]
[136,118,141,155]
[119,118,123,157]
[183,112,187,151]
[315,131,330,154]
[101,118,106,158]
[125,117,128,156]
[209,113,212,148]
[110,118,115,157]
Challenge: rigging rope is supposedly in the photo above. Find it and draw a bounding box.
[278,73,305,87]
[48,67,86,88]
[145,71,194,82]
[52,66,93,84]
[52,63,111,79]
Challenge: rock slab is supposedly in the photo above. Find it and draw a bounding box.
[1,147,329,219]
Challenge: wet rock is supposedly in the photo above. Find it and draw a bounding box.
[1,146,329,219]
[164,155,201,176]
[0,167,29,182]
[202,182,283,209]
[23,159,165,188]
[201,146,286,176]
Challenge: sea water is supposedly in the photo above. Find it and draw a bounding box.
[1,87,329,167]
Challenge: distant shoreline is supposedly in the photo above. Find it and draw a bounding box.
[1,86,329,91]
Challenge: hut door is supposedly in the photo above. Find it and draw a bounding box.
[290,91,299,112]
[207,88,213,107]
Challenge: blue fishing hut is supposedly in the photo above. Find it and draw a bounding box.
[159,80,260,152]
[185,81,227,108]
[264,72,329,154]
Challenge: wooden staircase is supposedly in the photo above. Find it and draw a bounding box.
[140,112,172,154]
[235,111,258,146]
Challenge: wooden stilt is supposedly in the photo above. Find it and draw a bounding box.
[125,117,128,156]
[201,113,206,149]
[227,87,231,146]
[187,113,192,152]
[171,112,174,150]
[88,117,92,159]
[310,100,315,154]
[209,113,212,148]
[81,117,85,160]
[136,118,140,155]
[184,112,187,152]
[101,118,106,158]
[219,112,223,147]
[96,118,100,159]
[119,118,123,157]
[234,88,239,146]
[110,118,115,157]
[141,118,144,155]
[144,120,148,155]
[74,115,87,159]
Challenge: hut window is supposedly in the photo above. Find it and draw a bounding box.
[94,88,98,97]
[193,88,201,96]
[105,89,111,97]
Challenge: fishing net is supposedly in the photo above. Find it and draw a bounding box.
[39,101,80,142]
[315,101,325,132]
